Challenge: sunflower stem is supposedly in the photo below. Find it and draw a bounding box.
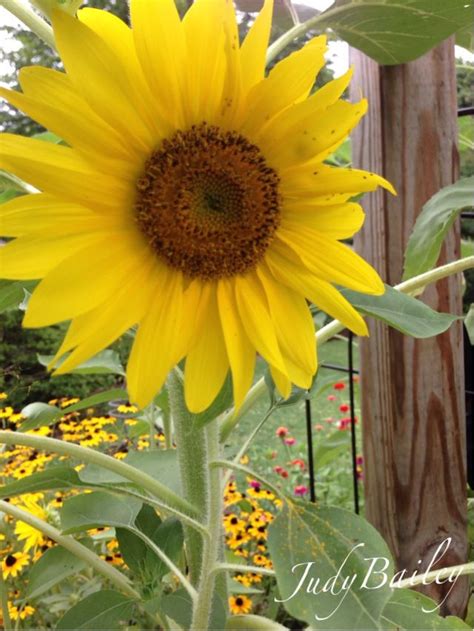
[0,564,12,631]
[220,256,474,441]
[0,431,198,518]
[0,500,140,600]
[167,369,207,585]
[0,0,55,49]
[191,420,224,631]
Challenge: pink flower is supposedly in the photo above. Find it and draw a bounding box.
[284,437,296,446]
[327,394,336,402]
[294,485,309,496]
[337,417,350,430]
[314,424,324,431]
[339,403,349,413]
[323,417,334,423]
[249,480,261,490]
[333,382,345,391]
[276,426,289,437]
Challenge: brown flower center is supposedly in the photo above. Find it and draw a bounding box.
[135,123,280,280]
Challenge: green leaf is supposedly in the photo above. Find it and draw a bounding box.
[0,280,36,313]
[465,304,474,345]
[161,588,227,630]
[60,491,142,533]
[56,590,135,630]
[78,449,181,495]
[39,349,125,376]
[403,177,474,279]
[26,546,87,600]
[343,285,459,338]
[127,420,151,439]
[20,402,61,427]
[20,388,128,430]
[267,501,394,628]
[318,1,473,65]
[0,466,85,499]
[314,430,351,471]
[226,615,288,630]
[380,588,471,629]
[456,22,474,51]
[116,506,183,584]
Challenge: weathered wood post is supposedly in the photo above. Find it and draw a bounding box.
[350,39,469,616]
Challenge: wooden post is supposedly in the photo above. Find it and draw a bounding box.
[350,40,468,616]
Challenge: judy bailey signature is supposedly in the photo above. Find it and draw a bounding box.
[275,537,461,621]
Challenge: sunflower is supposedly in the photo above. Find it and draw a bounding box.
[1,552,30,579]
[229,595,252,615]
[0,0,393,413]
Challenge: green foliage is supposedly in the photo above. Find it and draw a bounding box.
[60,491,143,532]
[343,285,459,337]
[26,546,88,600]
[317,0,473,65]
[403,177,474,280]
[56,590,135,630]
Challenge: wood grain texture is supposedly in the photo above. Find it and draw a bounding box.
[350,40,468,616]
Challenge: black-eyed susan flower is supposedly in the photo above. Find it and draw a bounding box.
[0,0,392,413]
[229,595,252,615]
[1,552,30,579]
[14,498,48,552]
[8,603,36,621]
[117,402,138,414]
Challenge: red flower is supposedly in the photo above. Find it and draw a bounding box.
[333,382,345,391]
[284,437,296,446]
[276,426,289,437]
[339,403,349,413]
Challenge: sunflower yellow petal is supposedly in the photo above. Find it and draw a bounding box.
[78,7,170,140]
[240,0,273,96]
[23,232,150,327]
[0,193,122,237]
[217,278,256,411]
[52,261,154,375]
[241,35,327,138]
[257,265,316,377]
[282,202,365,240]
[130,0,186,129]
[278,227,384,295]
[281,163,396,198]
[52,9,153,154]
[185,285,229,413]
[261,99,368,169]
[270,366,292,399]
[183,0,240,125]
[266,243,368,336]
[234,272,287,376]
[0,84,134,171]
[0,232,107,280]
[0,134,133,212]
[127,266,185,409]
[256,68,353,145]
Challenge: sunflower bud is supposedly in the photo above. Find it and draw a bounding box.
[30,0,82,19]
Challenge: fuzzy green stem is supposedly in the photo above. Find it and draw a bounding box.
[191,420,223,631]
[395,561,474,589]
[220,256,474,441]
[162,409,173,450]
[211,460,284,500]
[167,370,207,585]
[219,378,269,443]
[0,431,197,517]
[0,0,55,49]
[212,563,275,578]
[222,405,276,489]
[0,500,140,600]
[0,566,12,631]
